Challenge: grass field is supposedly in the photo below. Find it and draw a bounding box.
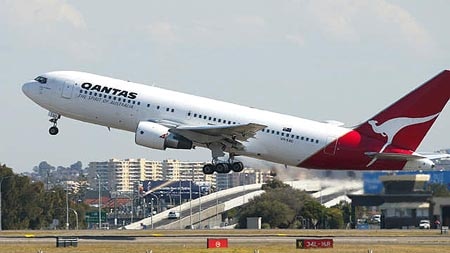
[0,229,449,253]
[0,242,448,253]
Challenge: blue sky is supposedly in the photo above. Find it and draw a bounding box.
[1,0,450,172]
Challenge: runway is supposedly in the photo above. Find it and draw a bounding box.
[1,232,449,245]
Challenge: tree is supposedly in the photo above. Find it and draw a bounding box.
[428,183,450,197]
[235,178,345,229]
[325,208,344,229]
[1,164,89,229]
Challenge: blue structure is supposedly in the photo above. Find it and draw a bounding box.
[363,171,450,194]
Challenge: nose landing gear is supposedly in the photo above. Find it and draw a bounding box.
[48,112,61,135]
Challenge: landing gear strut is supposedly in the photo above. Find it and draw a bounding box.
[48,112,60,135]
[202,148,245,174]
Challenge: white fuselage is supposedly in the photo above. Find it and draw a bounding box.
[22,71,349,167]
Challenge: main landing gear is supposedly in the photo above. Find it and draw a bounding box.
[48,112,61,135]
[202,143,245,174]
[202,160,244,175]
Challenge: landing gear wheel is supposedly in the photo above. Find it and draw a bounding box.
[202,164,215,174]
[49,126,59,135]
[231,161,244,172]
[215,163,231,174]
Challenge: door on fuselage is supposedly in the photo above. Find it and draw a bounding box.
[324,136,338,155]
[61,81,74,99]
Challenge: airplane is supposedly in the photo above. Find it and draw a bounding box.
[22,70,450,174]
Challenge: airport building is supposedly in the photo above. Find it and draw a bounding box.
[350,171,450,229]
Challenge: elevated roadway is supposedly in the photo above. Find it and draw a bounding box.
[124,179,363,229]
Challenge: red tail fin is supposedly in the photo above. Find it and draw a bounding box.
[356,70,450,152]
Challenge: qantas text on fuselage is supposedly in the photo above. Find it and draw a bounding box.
[22,70,450,174]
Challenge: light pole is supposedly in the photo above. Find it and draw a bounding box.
[96,173,101,229]
[144,192,160,213]
[179,178,182,229]
[150,198,154,229]
[66,181,69,230]
[0,176,13,231]
[68,208,79,230]
[198,188,202,229]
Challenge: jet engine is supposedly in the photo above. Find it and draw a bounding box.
[135,121,193,150]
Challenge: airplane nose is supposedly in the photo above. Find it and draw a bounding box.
[22,81,34,98]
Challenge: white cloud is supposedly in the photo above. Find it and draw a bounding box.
[285,34,305,46]
[306,0,360,42]
[146,21,179,44]
[301,0,433,51]
[1,0,85,29]
[234,15,266,28]
[372,0,432,51]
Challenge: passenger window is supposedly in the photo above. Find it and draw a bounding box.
[208,117,212,120]
[316,140,319,144]
[213,118,217,121]
[194,113,197,117]
[281,133,284,136]
[166,108,170,112]
[147,104,150,107]
[218,119,222,123]
[188,112,191,116]
[157,106,160,109]
[137,102,141,105]
[271,130,275,134]
[172,109,175,113]
[113,97,116,100]
[301,137,304,140]
[276,131,280,135]
[132,101,136,105]
[203,115,207,119]
[306,138,309,141]
[296,136,299,139]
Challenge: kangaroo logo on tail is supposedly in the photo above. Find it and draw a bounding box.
[366,113,439,166]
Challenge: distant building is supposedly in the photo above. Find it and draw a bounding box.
[88,158,163,192]
[216,168,273,190]
[161,159,215,183]
[87,159,215,192]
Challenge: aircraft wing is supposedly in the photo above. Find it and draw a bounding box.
[169,123,267,148]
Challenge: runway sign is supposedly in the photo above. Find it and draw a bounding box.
[207,238,228,248]
[296,238,333,249]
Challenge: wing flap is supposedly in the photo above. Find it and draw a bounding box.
[169,123,266,145]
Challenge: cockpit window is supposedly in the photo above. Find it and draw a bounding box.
[34,76,47,84]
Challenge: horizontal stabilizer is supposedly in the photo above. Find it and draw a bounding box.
[364,152,425,161]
